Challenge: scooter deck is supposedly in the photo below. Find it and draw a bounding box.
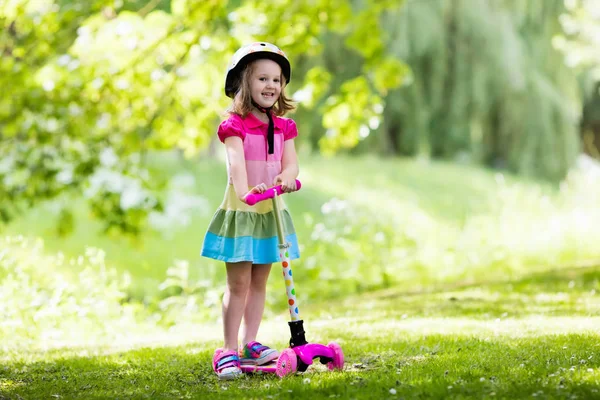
[240,360,278,374]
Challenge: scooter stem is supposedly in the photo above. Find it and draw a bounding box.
[271,191,299,320]
[271,191,308,347]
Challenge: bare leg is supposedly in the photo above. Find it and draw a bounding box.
[241,263,272,346]
[222,261,252,351]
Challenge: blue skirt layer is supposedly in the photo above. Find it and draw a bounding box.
[201,231,300,264]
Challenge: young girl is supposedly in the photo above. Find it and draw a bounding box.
[201,42,300,380]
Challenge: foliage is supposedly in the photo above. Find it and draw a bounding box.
[5,154,600,320]
[1,155,599,397]
[554,0,600,158]
[555,0,600,70]
[0,0,409,234]
[0,236,147,349]
[155,259,223,325]
[3,0,591,234]
[373,0,581,180]
[287,156,600,304]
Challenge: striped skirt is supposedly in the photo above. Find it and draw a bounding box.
[201,185,300,264]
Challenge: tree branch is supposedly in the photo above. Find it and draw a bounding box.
[139,0,162,17]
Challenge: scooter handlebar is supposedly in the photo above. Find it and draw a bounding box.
[245,179,302,206]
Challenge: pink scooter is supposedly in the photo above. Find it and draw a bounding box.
[244,180,344,377]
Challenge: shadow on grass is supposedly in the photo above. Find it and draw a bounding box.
[1,265,599,399]
[1,334,599,399]
[303,155,521,223]
[336,264,600,319]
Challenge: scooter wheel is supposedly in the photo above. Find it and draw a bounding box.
[326,342,344,371]
[276,348,298,378]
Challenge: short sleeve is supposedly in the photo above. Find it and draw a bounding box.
[283,118,298,141]
[217,115,246,143]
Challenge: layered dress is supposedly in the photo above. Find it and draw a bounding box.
[201,112,300,264]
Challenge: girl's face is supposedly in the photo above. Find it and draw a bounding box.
[249,59,282,109]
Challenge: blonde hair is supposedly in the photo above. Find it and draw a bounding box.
[228,60,295,117]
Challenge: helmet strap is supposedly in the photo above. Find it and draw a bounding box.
[251,100,274,155]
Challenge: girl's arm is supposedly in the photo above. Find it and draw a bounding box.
[273,139,299,192]
[224,136,266,201]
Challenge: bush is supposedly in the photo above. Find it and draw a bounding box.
[0,236,146,348]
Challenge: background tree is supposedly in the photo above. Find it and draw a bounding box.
[374,0,578,180]
[553,0,600,158]
[1,0,591,234]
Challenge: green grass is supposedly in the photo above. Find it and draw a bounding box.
[2,153,600,398]
[5,152,600,305]
[1,264,599,399]
[0,152,520,275]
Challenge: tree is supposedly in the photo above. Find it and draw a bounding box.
[0,0,408,234]
[0,0,588,235]
[553,0,600,158]
[374,0,580,180]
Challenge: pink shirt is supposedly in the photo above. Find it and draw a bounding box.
[217,112,298,187]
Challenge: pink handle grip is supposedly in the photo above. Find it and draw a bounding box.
[245,180,302,206]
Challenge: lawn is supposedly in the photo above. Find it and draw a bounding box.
[5,152,600,303]
[1,153,600,399]
[1,263,599,399]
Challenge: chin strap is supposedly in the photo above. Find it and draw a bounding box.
[251,100,274,155]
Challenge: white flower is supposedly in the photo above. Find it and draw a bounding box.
[68,103,82,116]
[120,185,147,210]
[68,59,80,71]
[171,173,196,189]
[58,54,71,66]
[369,116,380,129]
[91,77,104,89]
[199,36,211,50]
[96,113,111,129]
[151,69,166,81]
[115,21,133,36]
[46,118,59,132]
[77,26,91,37]
[115,78,130,90]
[56,168,74,184]
[43,80,55,92]
[99,148,119,168]
[359,125,370,139]
[0,155,15,174]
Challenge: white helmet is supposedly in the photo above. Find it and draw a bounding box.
[225,42,291,98]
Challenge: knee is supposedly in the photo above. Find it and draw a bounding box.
[227,276,250,296]
[249,277,268,293]
[249,264,271,293]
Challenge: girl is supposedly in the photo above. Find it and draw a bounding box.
[201,42,300,380]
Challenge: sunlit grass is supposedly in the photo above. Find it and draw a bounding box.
[295,155,600,298]
[1,268,600,398]
[1,229,599,397]
[4,153,600,320]
[2,153,600,397]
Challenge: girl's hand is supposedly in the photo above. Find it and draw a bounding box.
[241,183,268,203]
[273,173,297,193]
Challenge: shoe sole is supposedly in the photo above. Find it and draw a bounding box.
[256,351,279,366]
[218,371,242,380]
[240,351,279,366]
